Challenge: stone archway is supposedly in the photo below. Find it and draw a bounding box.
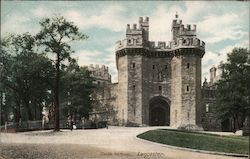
[149,96,170,126]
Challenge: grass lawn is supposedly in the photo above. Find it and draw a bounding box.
[137,129,249,155]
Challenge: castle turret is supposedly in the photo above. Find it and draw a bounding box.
[115,14,205,129]
[171,12,182,41]
[139,17,149,41]
[170,14,204,130]
[171,13,198,49]
[116,17,150,51]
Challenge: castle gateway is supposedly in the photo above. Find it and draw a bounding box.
[89,14,205,130]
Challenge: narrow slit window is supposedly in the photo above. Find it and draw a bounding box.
[206,103,209,113]
[187,63,190,69]
[153,65,155,69]
[159,86,162,91]
[186,85,189,92]
[132,63,135,68]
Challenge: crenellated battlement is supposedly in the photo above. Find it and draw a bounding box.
[115,14,205,53]
[126,17,149,33]
[116,38,205,51]
[87,64,111,83]
[179,24,196,35]
[88,64,109,72]
[91,13,207,129]
[120,16,150,50]
[126,24,143,34]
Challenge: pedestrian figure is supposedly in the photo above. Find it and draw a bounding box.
[81,117,85,129]
[70,120,74,131]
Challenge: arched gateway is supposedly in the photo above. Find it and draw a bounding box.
[149,96,170,126]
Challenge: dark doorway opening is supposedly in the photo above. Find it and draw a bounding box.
[149,97,170,126]
[221,119,231,132]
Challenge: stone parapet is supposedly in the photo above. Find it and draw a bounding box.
[116,14,205,53]
[87,64,111,84]
[115,38,205,52]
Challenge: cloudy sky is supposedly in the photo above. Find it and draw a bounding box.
[1,1,249,82]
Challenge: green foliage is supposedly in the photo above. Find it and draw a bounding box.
[137,129,249,154]
[60,60,95,121]
[36,15,88,131]
[1,15,92,130]
[216,48,250,130]
[1,33,54,123]
[36,15,88,61]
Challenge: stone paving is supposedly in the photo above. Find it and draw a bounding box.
[0,126,247,159]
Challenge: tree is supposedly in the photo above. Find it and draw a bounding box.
[60,59,94,123]
[1,33,54,125]
[216,48,250,132]
[36,15,88,131]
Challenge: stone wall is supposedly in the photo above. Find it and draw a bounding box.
[91,15,207,130]
[127,55,143,126]
[171,56,182,127]
[179,54,202,130]
[117,55,129,125]
[89,83,119,125]
[201,87,222,131]
[142,56,172,126]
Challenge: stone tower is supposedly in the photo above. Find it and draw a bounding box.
[170,13,205,130]
[115,14,205,129]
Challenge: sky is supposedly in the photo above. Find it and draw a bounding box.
[1,1,249,83]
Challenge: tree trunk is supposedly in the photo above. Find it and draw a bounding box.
[240,112,246,129]
[24,98,33,121]
[34,100,36,120]
[232,116,236,133]
[54,52,60,131]
[236,114,240,130]
[14,96,21,129]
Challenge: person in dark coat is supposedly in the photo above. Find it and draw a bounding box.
[70,120,74,131]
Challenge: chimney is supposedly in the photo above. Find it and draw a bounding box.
[210,66,217,84]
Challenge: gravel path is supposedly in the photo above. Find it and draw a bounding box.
[0,126,247,159]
